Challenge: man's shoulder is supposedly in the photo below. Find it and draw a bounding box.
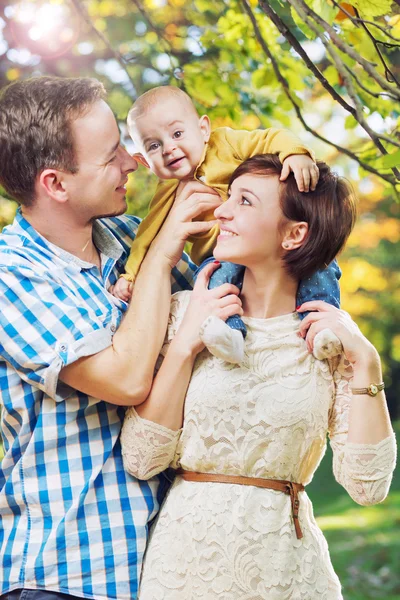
[98,213,142,243]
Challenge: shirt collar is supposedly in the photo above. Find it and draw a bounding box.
[14,208,125,268]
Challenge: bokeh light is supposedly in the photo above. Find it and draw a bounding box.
[10,0,80,58]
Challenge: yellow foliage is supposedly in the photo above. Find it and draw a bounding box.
[392,334,400,362]
[341,259,387,293]
[341,293,379,318]
[6,69,20,81]
[347,218,400,249]
[145,32,158,45]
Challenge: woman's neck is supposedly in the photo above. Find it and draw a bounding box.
[241,262,298,319]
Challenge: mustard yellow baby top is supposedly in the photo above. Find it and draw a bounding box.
[123,126,314,280]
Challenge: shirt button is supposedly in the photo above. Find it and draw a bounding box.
[59,343,67,352]
[110,324,116,333]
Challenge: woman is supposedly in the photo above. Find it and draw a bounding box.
[121,155,396,599]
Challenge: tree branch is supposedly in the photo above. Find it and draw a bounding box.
[285,0,400,100]
[331,0,400,43]
[240,0,397,187]
[70,0,136,95]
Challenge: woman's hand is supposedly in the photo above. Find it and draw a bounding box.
[149,181,222,270]
[297,301,378,366]
[174,261,243,356]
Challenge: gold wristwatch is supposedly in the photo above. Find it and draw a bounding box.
[351,383,385,397]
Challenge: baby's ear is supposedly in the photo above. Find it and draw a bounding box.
[132,153,150,168]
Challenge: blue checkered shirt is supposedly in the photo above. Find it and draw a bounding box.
[0,209,195,599]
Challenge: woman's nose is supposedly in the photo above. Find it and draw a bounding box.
[214,199,232,220]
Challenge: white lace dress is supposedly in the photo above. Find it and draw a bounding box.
[121,291,396,600]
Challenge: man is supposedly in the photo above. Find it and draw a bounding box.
[0,76,220,600]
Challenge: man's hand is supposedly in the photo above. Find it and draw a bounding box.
[109,277,133,303]
[148,180,222,270]
[280,155,319,192]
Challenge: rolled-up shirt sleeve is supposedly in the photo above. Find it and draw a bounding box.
[0,265,113,402]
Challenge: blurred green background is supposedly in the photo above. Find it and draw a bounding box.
[0,0,399,597]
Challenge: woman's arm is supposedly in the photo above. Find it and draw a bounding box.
[298,301,396,505]
[298,300,393,444]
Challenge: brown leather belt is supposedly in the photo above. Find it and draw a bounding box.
[176,469,305,539]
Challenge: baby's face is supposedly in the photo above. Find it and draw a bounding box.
[131,98,210,181]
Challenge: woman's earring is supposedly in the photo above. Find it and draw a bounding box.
[283,242,290,249]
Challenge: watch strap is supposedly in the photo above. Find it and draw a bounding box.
[351,382,385,397]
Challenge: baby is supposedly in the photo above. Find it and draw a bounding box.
[112,85,341,363]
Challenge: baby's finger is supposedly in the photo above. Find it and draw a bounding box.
[302,168,311,192]
[294,169,305,192]
[280,161,291,182]
[310,164,319,191]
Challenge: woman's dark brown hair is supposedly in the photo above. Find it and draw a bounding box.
[0,76,106,206]
[229,154,357,280]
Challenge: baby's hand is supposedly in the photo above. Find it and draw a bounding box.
[280,155,319,192]
[109,277,133,302]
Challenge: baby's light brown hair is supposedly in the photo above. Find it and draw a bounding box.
[127,86,199,139]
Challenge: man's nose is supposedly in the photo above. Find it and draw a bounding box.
[121,146,138,173]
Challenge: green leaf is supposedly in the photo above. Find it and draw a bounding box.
[352,0,392,18]
[379,150,400,169]
[344,115,358,130]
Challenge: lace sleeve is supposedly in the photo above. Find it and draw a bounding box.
[328,355,397,506]
[121,408,182,480]
[120,290,192,480]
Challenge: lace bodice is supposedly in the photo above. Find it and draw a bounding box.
[121,291,396,599]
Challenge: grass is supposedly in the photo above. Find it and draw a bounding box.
[309,422,400,600]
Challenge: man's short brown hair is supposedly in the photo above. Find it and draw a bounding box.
[0,76,106,206]
[229,154,357,280]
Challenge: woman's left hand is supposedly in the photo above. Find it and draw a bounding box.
[297,301,377,365]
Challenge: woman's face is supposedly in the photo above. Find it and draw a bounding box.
[214,173,286,267]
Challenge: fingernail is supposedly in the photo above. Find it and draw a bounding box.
[214,260,220,265]
[296,305,301,310]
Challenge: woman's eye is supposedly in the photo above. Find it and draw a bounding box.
[240,196,251,206]
[173,131,183,138]
[108,156,117,163]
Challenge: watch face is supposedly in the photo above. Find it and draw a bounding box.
[369,384,378,396]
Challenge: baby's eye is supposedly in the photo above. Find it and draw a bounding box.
[148,142,160,152]
[173,131,183,139]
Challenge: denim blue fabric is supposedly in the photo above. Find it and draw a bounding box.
[195,258,247,337]
[196,257,341,329]
[296,260,341,320]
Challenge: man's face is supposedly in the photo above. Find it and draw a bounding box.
[131,97,210,181]
[65,100,137,222]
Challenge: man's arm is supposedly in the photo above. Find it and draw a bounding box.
[59,182,221,406]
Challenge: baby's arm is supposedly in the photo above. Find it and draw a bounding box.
[222,127,318,191]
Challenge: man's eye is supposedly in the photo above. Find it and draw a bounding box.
[173,131,183,138]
